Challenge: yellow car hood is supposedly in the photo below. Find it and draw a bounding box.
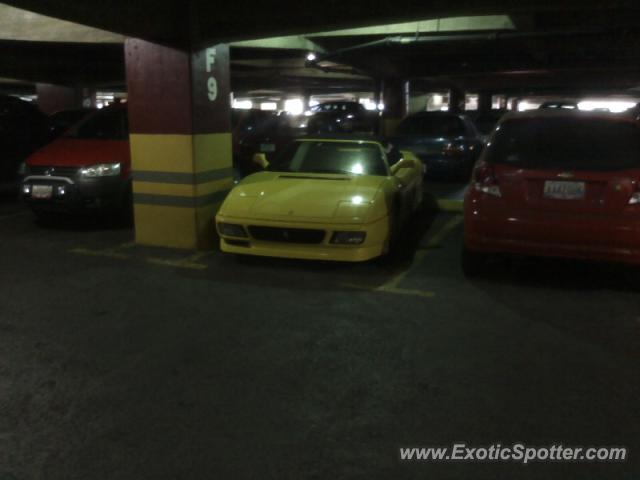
[219,171,387,224]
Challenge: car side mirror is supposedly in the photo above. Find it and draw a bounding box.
[252,153,269,170]
[391,158,415,175]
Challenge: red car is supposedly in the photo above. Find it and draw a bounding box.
[21,106,131,218]
[463,110,640,275]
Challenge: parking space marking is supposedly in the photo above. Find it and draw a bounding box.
[69,245,211,270]
[382,215,463,290]
[436,199,464,213]
[68,247,132,260]
[146,252,210,270]
[342,283,435,298]
[342,214,463,298]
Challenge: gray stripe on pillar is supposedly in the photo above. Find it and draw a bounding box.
[133,167,234,185]
[133,190,230,208]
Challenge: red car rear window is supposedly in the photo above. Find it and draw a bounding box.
[486,116,640,171]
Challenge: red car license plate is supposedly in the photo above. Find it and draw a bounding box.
[32,184,53,199]
[543,181,585,200]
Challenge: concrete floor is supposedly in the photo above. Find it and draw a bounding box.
[0,193,638,480]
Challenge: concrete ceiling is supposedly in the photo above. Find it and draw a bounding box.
[1,1,640,96]
[0,3,123,43]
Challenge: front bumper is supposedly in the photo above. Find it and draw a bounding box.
[464,192,640,265]
[21,174,129,214]
[215,214,390,262]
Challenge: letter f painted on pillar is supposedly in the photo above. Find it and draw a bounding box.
[206,48,216,72]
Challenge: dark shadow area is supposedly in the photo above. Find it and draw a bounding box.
[379,204,439,268]
[471,253,640,294]
[424,180,468,199]
[466,254,640,359]
[33,211,133,232]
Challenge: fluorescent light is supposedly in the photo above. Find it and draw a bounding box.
[517,100,540,112]
[233,99,253,109]
[260,102,277,111]
[284,98,304,115]
[578,100,637,113]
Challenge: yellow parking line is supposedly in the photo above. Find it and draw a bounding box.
[425,214,464,248]
[382,215,462,290]
[146,254,209,270]
[437,199,464,213]
[342,214,464,297]
[341,283,435,298]
[69,245,210,270]
[68,247,131,260]
[379,286,436,298]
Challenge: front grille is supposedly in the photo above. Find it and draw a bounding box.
[248,226,325,244]
[28,165,79,178]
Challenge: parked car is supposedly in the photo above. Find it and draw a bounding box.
[233,110,301,178]
[0,95,49,192]
[48,108,97,139]
[463,109,640,276]
[389,112,484,180]
[307,101,377,134]
[21,105,131,218]
[216,135,423,262]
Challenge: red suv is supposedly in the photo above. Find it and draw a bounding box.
[21,106,131,218]
[463,110,640,275]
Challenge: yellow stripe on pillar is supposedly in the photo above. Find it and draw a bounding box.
[194,133,233,172]
[129,132,233,250]
[129,134,194,173]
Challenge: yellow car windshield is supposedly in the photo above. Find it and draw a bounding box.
[268,141,387,176]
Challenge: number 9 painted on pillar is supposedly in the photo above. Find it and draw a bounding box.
[207,77,218,101]
[206,47,218,102]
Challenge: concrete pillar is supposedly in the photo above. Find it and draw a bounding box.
[302,91,311,112]
[125,39,233,249]
[449,88,464,113]
[36,83,82,114]
[81,88,97,108]
[478,91,492,113]
[381,78,408,136]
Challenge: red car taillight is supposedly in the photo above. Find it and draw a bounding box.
[629,181,640,205]
[471,160,502,197]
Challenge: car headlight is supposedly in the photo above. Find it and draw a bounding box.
[330,231,366,245]
[217,222,248,238]
[80,163,121,178]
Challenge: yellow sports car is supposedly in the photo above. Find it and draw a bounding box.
[216,136,424,261]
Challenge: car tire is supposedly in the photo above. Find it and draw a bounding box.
[386,201,403,256]
[461,245,487,278]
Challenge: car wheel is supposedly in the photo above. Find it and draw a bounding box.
[386,202,403,255]
[115,184,134,226]
[461,245,487,278]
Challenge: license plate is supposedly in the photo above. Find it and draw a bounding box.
[260,143,276,153]
[543,181,585,200]
[32,184,53,199]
